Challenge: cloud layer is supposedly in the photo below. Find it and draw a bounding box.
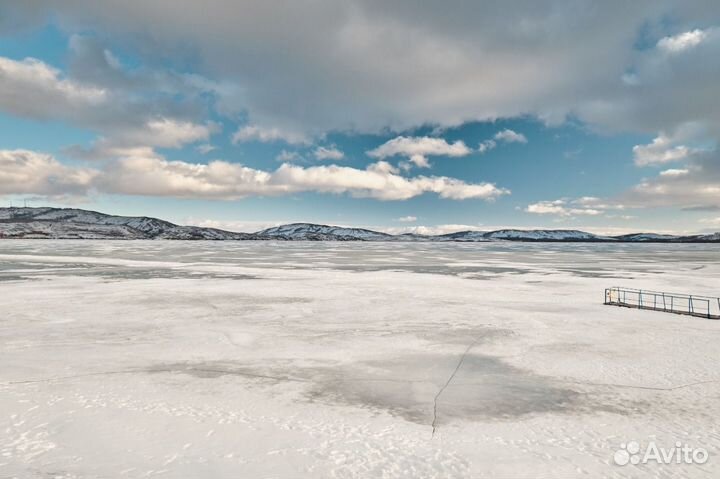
[367,136,472,168]
[8,0,718,140]
[0,149,509,202]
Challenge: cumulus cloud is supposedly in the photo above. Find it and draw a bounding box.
[95,118,217,152]
[129,119,216,149]
[617,118,720,211]
[0,52,220,163]
[632,133,697,166]
[270,161,507,200]
[396,216,417,223]
[657,29,709,54]
[66,118,216,162]
[0,149,97,197]
[275,150,301,162]
[232,125,310,145]
[313,146,345,161]
[534,141,720,215]
[525,199,606,217]
[477,129,527,154]
[4,3,720,144]
[10,1,657,135]
[494,129,527,144]
[577,23,720,141]
[367,136,472,168]
[0,56,106,121]
[659,168,689,177]
[477,140,496,154]
[2,148,508,202]
[622,156,720,209]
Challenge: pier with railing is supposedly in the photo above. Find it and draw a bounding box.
[604,287,720,319]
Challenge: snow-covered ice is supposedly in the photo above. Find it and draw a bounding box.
[1,240,719,478]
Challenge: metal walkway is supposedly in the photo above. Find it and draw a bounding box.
[604,287,720,320]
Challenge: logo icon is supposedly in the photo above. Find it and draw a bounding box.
[614,441,641,466]
[613,440,709,466]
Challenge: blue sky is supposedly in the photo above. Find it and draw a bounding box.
[0,2,719,234]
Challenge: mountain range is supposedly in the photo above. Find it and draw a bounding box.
[0,207,718,242]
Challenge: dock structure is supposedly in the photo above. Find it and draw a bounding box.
[605,287,720,320]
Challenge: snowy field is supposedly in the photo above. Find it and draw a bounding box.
[1,240,719,478]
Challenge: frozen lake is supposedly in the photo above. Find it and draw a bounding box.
[1,241,719,478]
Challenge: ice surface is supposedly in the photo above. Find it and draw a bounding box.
[1,240,719,478]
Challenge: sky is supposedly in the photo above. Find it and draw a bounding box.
[0,1,719,235]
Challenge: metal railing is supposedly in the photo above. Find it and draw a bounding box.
[605,287,720,319]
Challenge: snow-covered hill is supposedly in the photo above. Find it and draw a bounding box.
[613,233,679,242]
[0,207,257,240]
[435,230,490,242]
[1,207,718,242]
[484,229,608,241]
[258,223,393,241]
[697,232,720,241]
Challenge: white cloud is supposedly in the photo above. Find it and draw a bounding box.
[494,129,527,144]
[66,119,216,161]
[0,56,106,120]
[196,144,216,155]
[367,136,472,169]
[232,125,310,145]
[657,29,709,54]
[397,216,417,223]
[117,118,216,149]
[699,217,720,227]
[477,140,496,154]
[313,146,345,161]
[7,148,508,202]
[0,149,97,197]
[0,53,224,165]
[525,199,604,217]
[4,3,720,152]
[632,133,696,166]
[659,168,689,177]
[477,129,527,154]
[270,161,507,200]
[623,163,720,209]
[26,1,683,137]
[275,150,301,162]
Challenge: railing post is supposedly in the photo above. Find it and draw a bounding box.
[689,295,694,314]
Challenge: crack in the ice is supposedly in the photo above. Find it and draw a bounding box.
[559,378,720,392]
[0,368,309,386]
[0,370,139,385]
[0,368,440,387]
[431,339,477,438]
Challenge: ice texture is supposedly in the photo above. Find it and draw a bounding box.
[1,240,719,478]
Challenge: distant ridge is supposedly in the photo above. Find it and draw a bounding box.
[0,207,718,242]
